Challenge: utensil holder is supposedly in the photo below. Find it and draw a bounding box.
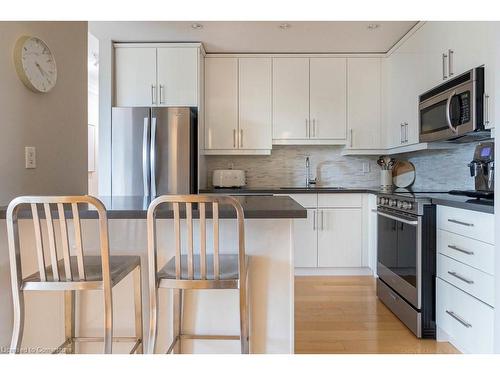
[380,170,393,190]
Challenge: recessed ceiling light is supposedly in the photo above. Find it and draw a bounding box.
[367,23,381,30]
[279,23,291,30]
[191,23,203,30]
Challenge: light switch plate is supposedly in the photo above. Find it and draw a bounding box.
[25,146,36,169]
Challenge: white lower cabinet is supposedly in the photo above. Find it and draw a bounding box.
[293,208,318,268]
[435,205,495,353]
[437,278,494,353]
[291,193,369,271]
[317,208,362,267]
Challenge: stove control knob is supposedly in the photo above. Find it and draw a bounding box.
[397,201,404,209]
[389,199,397,207]
[403,201,413,210]
[378,197,384,205]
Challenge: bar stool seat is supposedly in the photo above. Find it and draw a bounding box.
[159,254,245,281]
[22,255,141,289]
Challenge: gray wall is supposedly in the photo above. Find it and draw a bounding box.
[205,143,479,190]
[0,21,88,204]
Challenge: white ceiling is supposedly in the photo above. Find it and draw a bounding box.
[89,21,418,53]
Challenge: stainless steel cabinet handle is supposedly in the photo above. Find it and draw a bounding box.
[448,271,474,284]
[404,122,408,143]
[321,210,325,231]
[448,245,474,255]
[150,116,157,198]
[239,129,243,148]
[484,93,490,125]
[233,129,237,148]
[446,310,472,328]
[350,129,354,148]
[151,84,156,105]
[312,119,316,138]
[159,85,165,104]
[400,123,404,144]
[306,119,309,138]
[448,218,474,227]
[142,117,150,196]
[448,49,454,77]
[442,53,448,80]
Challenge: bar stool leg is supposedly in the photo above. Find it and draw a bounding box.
[133,265,144,353]
[10,289,25,354]
[103,287,113,354]
[147,288,158,354]
[239,273,249,354]
[172,289,182,353]
[64,291,76,353]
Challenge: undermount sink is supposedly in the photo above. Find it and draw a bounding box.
[279,186,345,190]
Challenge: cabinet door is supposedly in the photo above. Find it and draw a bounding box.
[385,50,420,147]
[157,47,198,106]
[272,58,310,140]
[294,209,318,268]
[238,58,272,150]
[309,58,347,140]
[115,47,157,107]
[318,208,362,267]
[347,58,382,149]
[205,58,238,150]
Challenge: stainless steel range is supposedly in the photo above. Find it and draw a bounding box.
[376,191,439,338]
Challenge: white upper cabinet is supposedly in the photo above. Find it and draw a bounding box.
[273,58,310,140]
[346,58,382,149]
[238,58,272,151]
[309,58,347,140]
[156,47,198,106]
[205,58,238,150]
[114,44,201,107]
[115,47,157,107]
[204,57,273,154]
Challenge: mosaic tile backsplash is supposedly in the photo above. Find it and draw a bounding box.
[204,143,480,191]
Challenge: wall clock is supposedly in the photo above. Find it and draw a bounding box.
[13,35,57,93]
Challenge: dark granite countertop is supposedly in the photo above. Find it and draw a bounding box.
[0,195,307,220]
[200,186,381,195]
[429,194,494,214]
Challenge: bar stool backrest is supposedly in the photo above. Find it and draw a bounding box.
[6,196,111,286]
[147,195,246,282]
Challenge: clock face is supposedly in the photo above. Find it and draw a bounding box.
[14,36,57,93]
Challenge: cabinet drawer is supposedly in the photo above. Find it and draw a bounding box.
[318,193,362,208]
[437,206,494,244]
[288,194,318,208]
[437,229,495,275]
[437,254,494,306]
[437,278,494,353]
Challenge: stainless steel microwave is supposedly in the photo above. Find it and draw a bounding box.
[419,67,489,143]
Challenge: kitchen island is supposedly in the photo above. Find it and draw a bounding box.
[0,195,305,354]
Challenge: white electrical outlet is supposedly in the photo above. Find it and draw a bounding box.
[362,162,370,173]
[25,146,36,169]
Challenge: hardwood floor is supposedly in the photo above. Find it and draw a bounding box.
[295,276,460,354]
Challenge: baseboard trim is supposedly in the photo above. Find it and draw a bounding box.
[294,267,374,276]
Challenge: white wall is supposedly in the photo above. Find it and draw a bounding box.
[0,21,88,205]
[88,32,99,196]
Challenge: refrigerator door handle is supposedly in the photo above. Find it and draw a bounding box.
[150,116,158,197]
[142,117,150,196]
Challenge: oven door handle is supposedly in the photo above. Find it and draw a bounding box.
[446,90,458,134]
[377,211,419,226]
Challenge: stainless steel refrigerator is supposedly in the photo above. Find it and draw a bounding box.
[111,107,198,197]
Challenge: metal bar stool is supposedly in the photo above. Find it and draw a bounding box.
[6,196,143,354]
[146,195,249,354]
